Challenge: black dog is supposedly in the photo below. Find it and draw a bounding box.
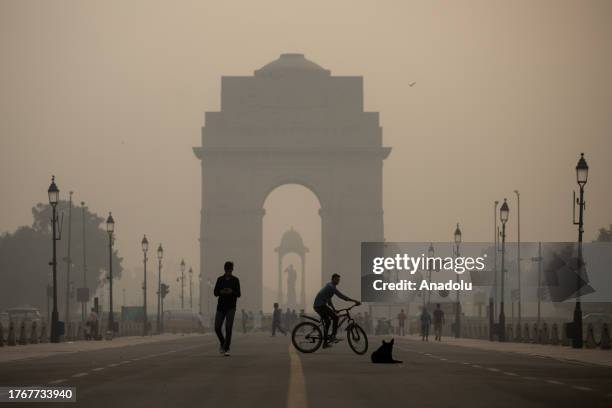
[371,338,402,364]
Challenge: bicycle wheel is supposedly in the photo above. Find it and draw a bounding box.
[292,322,323,353]
[347,324,368,355]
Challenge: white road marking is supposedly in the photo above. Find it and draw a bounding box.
[72,372,88,378]
[49,379,66,384]
[503,372,518,376]
[572,386,592,391]
[472,365,482,368]
[546,380,564,385]
[92,367,105,371]
[487,368,500,372]
[107,363,119,367]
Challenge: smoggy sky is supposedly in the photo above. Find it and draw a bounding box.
[1,1,611,302]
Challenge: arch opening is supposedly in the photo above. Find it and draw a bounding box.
[262,184,321,314]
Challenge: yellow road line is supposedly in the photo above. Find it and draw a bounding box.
[287,344,307,408]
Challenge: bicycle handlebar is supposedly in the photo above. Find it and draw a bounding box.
[333,303,361,313]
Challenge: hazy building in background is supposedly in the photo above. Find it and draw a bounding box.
[194,54,390,313]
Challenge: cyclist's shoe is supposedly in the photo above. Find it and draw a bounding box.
[329,336,342,343]
[322,342,333,349]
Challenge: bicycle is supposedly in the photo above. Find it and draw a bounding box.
[291,304,368,355]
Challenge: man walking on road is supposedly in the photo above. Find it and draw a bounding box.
[420,307,432,341]
[214,261,241,356]
[271,302,286,336]
[433,303,445,341]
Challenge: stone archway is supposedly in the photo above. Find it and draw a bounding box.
[194,53,390,314]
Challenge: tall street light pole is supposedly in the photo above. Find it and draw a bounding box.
[64,191,73,324]
[141,235,149,336]
[180,259,186,310]
[454,223,462,338]
[514,190,522,330]
[106,213,115,336]
[80,202,88,322]
[48,176,61,343]
[489,201,498,341]
[572,153,588,349]
[498,199,509,342]
[156,244,164,333]
[189,267,193,311]
[425,243,434,308]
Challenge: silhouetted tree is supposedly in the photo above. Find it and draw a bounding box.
[595,225,612,242]
[0,201,123,317]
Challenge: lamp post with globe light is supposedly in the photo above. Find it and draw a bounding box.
[572,153,588,348]
[498,199,509,341]
[141,235,149,336]
[106,213,115,336]
[47,176,61,343]
[454,223,462,338]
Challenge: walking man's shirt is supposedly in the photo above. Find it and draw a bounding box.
[214,262,241,356]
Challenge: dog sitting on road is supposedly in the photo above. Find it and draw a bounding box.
[371,338,403,364]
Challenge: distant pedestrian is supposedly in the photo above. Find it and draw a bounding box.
[271,303,286,336]
[433,304,445,341]
[420,307,431,341]
[86,308,98,340]
[397,309,407,336]
[241,309,248,334]
[214,261,241,356]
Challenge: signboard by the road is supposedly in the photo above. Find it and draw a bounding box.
[77,287,89,302]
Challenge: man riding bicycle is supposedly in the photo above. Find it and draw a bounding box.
[313,273,361,348]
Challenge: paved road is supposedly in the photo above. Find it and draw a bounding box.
[0,333,611,408]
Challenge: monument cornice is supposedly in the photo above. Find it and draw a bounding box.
[193,146,391,160]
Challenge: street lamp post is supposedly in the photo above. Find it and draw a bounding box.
[572,153,588,349]
[64,191,73,325]
[141,235,149,336]
[454,223,462,338]
[106,213,115,336]
[498,199,509,342]
[514,190,522,330]
[48,176,61,343]
[189,267,193,311]
[426,243,434,307]
[80,201,88,322]
[156,244,164,333]
[180,259,186,310]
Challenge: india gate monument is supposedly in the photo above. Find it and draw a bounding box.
[193,53,391,313]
